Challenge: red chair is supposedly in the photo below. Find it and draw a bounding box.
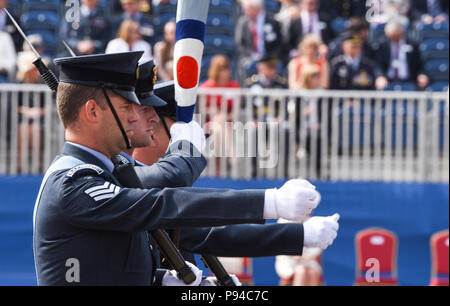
[430,230,449,286]
[354,228,398,286]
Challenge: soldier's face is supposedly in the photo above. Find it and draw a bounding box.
[100,94,139,153]
[133,116,173,166]
[258,63,277,80]
[129,104,160,148]
[343,42,362,59]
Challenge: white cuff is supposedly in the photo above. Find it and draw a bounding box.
[263,188,278,219]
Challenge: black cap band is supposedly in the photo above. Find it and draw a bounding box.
[60,67,136,91]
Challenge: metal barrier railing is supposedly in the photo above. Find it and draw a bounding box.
[0,84,448,183]
[0,84,65,176]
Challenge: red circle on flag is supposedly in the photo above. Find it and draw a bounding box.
[177,56,199,89]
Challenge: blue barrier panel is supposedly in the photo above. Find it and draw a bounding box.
[0,176,448,286]
[0,176,41,286]
[193,178,449,286]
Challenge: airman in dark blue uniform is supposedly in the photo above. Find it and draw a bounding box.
[329,33,377,90]
[33,52,269,286]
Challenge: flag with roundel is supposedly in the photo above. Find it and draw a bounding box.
[174,0,210,123]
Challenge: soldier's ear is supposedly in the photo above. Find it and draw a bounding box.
[83,99,102,124]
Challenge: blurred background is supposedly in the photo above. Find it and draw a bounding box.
[0,0,448,286]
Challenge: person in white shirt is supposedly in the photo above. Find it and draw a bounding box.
[105,19,152,62]
[0,30,16,82]
[374,20,429,90]
[153,20,175,81]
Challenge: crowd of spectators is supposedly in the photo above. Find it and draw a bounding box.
[0,0,448,93]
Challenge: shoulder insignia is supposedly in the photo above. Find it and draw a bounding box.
[66,164,104,178]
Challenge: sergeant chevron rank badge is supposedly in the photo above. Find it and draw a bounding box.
[84,182,121,202]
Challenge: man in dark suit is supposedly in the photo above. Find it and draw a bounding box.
[235,0,283,82]
[410,0,449,24]
[374,20,429,91]
[286,0,334,57]
[329,33,377,90]
[61,0,112,55]
[0,0,23,51]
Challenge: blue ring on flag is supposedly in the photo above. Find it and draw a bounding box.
[176,19,206,43]
[176,104,197,123]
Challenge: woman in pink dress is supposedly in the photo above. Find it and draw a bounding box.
[288,34,330,90]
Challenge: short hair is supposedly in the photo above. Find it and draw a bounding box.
[207,55,230,84]
[346,17,369,33]
[57,83,107,128]
[117,19,140,45]
[243,0,263,7]
[385,20,405,35]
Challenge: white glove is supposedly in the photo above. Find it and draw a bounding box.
[264,179,319,221]
[200,277,218,286]
[230,274,242,286]
[162,261,203,286]
[199,275,242,286]
[170,121,206,153]
[303,214,340,250]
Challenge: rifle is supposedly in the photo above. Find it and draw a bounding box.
[111,156,197,284]
[3,8,58,92]
[201,255,236,286]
